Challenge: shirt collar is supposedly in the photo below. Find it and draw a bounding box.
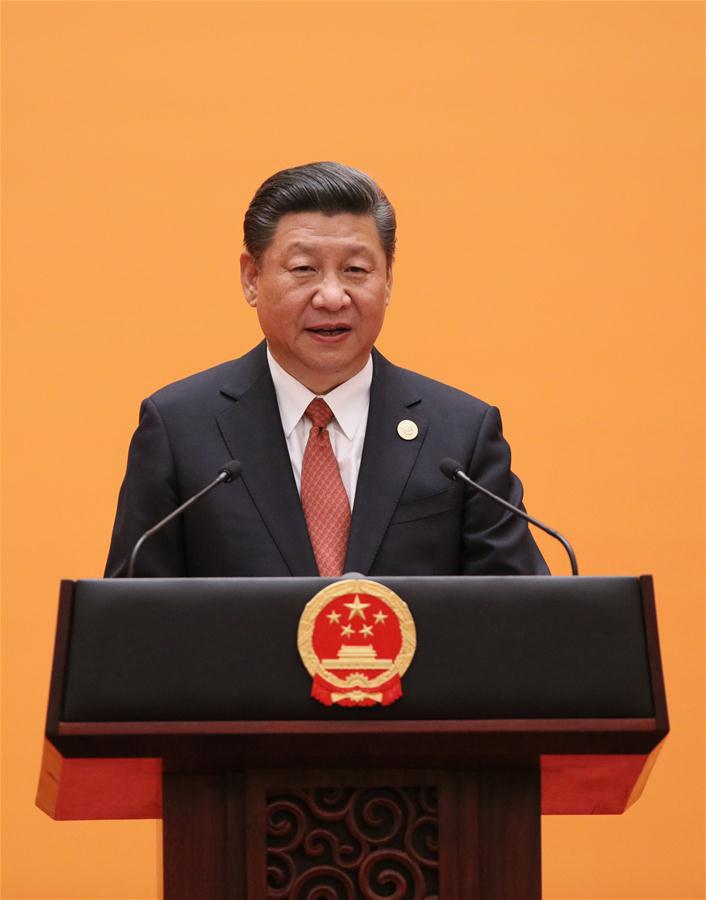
[266,348,372,440]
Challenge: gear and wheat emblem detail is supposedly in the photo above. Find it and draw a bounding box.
[297,579,417,706]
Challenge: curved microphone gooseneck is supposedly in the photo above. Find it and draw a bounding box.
[439,457,578,576]
[124,460,243,578]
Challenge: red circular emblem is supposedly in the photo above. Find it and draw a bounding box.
[297,579,416,707]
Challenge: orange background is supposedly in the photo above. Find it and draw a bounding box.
[2,2,704,898]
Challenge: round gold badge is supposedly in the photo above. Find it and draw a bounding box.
[397,419,419,441]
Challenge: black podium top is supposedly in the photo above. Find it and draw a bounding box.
[50,576,666,731]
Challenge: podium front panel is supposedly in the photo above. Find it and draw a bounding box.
[61,576,655,723]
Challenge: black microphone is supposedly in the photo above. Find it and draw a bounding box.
[440,457,579,575]
[123,460,243,578]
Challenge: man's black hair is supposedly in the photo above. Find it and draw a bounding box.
[243,161,396,265]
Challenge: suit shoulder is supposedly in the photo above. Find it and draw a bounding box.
[148,359,235,401]
[381,358,493,417]
[145,344,267,414]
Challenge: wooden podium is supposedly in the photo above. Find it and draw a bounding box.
[37,575,668,899]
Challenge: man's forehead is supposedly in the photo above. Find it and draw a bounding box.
[270,212,385,253]
[284,238,378,256]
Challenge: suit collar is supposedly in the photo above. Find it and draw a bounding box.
[345,349,428,573]
[218,341,269,401]
[369,347,423,408]
[216,342,318,576]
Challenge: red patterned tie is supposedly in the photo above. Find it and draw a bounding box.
[301,398,351,577]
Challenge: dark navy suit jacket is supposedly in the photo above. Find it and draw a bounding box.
[105,343,548,577]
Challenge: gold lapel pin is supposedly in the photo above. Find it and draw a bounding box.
[397,419,419,441]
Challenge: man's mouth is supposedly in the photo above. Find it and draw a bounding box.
[306,325,351,336]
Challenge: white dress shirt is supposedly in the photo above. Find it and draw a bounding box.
[266,348,373,508]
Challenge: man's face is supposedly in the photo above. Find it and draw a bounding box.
[240,212,392,394]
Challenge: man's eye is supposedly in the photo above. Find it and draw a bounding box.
[291,265,314,273]
[346,266,367,274]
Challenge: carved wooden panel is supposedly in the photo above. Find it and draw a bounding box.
[242,767,538,899]
[265,785,439,899]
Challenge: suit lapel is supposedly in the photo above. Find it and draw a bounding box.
[345,350,427,573]
[216,344,318,576]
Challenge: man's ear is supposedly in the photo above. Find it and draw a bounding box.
[385,264,394,305]
[240,252,259,307]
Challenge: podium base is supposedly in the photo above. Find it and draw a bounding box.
[163,768,541,900]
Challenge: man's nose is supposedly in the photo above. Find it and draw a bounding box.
[312,274,351,309]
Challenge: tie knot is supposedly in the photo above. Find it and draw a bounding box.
[306,398,334,429]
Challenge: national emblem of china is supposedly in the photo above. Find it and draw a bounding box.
[297,579,416,707]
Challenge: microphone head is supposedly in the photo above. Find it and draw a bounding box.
[220,460,243,482]
[440,457,463,481]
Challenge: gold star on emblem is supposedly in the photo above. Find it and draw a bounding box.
[344,595,370,620]
[326,609,341,624]
[359,624,374,637]
[373,610,388,624]
[341,624,354,637]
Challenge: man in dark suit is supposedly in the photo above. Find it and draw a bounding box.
[105,162,548,578]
